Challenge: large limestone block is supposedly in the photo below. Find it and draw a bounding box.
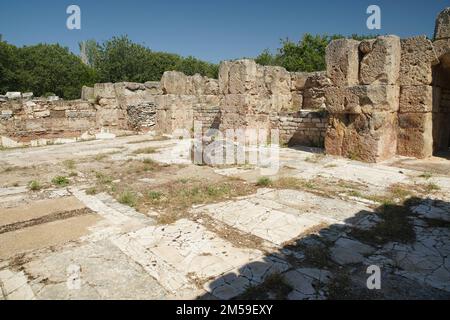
[220,94,269,114]
[81,86,94,101]
[197,95,221,106]
[269,94,292,113]
[263,66,291,95]
[291,93,303,111]
[398,113,433,158]
[144,81,162,95]
[434,8,450,40]
[94,83,116,99]
[399,85,435,113]
[304,71,331,89]
[113,82,148,108]
[5,92,21,100]
[290,72,310,91]
[186,75,219,96]
[218,61,232,94]
[123,82,146,91]
[398,112,432,131]
[353,85,400,113]
[303,72,331,110]
[303,88,326,110]
[228,59,258,94]
[186,74,203,95]
[155,94,197,111]
[161,71,189,94]
[325,86,360,114]
[359,35,401,85]
[204,78,219,95]
[433,39,450,60]
[325,112,398,162]
[326,39,360,86]
[399,37,439,85]
[325,85,399,114]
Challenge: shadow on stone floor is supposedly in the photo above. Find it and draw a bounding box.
[196,197,450,300]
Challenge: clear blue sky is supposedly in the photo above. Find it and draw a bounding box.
[0,0,448,63]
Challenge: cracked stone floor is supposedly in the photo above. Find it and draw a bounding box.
[0,134,449,300]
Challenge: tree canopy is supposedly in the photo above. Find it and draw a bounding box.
[83,36,218,83]
[0,42,96,99]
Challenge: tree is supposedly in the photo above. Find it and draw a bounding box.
[0,41,22,94]
[0,43,97,99]
[174,56,219,79]
[255,49,279,66]
[92,36,219,83]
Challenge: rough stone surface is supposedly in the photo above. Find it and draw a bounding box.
[434,8,450,40]
[399,85,434,113]
[398,112,433,158]
[325,111,398,162]
[360,35,401,85]
[326,85,400,114]
[399,36,439,86]
[326,39,360,87]
[81,86,94,101]
[160,71,189,95]
[5,92,21,100]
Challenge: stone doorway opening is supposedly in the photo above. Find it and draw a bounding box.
[432,52,450,158]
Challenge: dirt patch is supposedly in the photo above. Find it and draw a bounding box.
[0,213,101,260]
[0,208,92,234]
[194,214,266,251]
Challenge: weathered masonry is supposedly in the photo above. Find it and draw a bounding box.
[324,8,450,161]
[1,8,450,163]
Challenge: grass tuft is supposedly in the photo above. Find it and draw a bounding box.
[256,177,273,187]
[28,180,42,191]
[118,190,138,207]
[52,176,70,187]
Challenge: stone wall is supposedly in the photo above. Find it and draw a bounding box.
[152,62,329,146]
[0,81,164,147]
[323,7,450,162]
[0,96,98,147]
[324,36,402,162]
[271,111,327,147]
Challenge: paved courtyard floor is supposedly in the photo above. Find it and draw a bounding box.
[0,134,449,300]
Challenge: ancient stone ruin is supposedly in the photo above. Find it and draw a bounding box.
[1,8,450,163]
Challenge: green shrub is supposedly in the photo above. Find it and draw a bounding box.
[52,176,70,187]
